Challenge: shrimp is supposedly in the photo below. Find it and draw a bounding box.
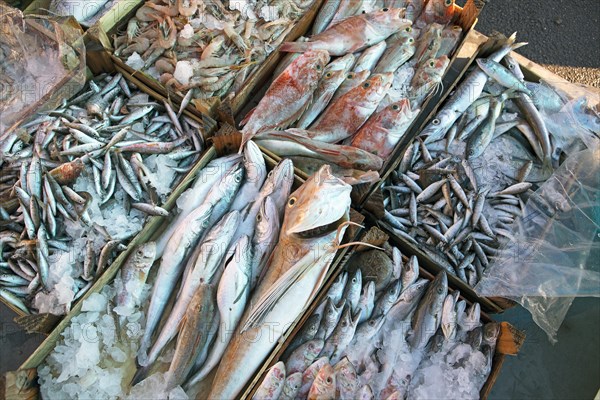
[126,17,140,43]
[157,16,177,49]
[177,0,198,17]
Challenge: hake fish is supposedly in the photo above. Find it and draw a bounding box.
[207,165,352,399]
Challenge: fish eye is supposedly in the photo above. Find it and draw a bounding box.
[437,287,443,294]
[409,38,414,43]
[363,82,371,88]
[362,10,366,13]
[429,60,435,67]
[326,377,332,384]
[288,197,297,207]
[352,278,357,283]
[137,249,143,256]
[445,0,452,6]
[453,25,461,30]
[234,175,242,183]
[325,72,332,78]
[405,27,412,32]
[392,104,400,110]
[256,213,262,222]
[202,220,209,228]
[315,64,322,70]
[508,63,515,69]
[250,56,256,62]
[347,73,354,79]
[432,118,440,125]
[382,7,389,11]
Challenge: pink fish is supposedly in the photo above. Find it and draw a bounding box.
[280,9,412,56]
[239,50,330,148]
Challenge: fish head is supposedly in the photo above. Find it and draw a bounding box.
[387,279,402,300]
[370,7,412,28]
[290,50,330,87]
[424,55,450,78]
[426,271,448,315]
[363,280,376,301]
[466,326,483,348]
[205,210,240,242]
[243,140,266,185]
[255,195,279,244]
[345,69,371,87]
[284,372,302,394]
[338,304,353,331]
[466,302,481,323]
[334,357,357,382]
[305,313,322,337]
[455,299,467,320]
[348,268,362,292]
[357,73,394,102]
[331,271,348,294]
[314,363,336,395]
[476,57,492,71]
[268,361,287,387]
[128,242,156,272]
[265,158,295,212]
[483,322,500,346]
[320,68,346,86]
[366,313,386,332]
[283,164,351,239]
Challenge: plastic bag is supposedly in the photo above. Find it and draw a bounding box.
[0,4,86,139]
[475,144,600,343]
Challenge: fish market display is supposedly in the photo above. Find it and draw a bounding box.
[112,0,316,102]
[37,149,354,399]
[243,3,463,173]
[381,34,599,288]
[0,72,205,315]
[255,241,498,399]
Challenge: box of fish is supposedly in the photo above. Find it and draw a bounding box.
[0,71,215,326]
[12,144,364,400]
[247,226,524,400]
[236,0,485,188]
[89,0,326,121]
[371,32,600,311]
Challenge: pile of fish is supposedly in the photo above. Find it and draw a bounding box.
[0,72,204,315]
[241,1,463,173]
[49,0,115,26]
[38,148,354,399]
[381,33,600,287]
[254,245,497,399]
[113,0,316,101]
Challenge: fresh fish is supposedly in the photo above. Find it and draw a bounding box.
[298,356,331,398]
[312,0,342,35]
[343,269,362,313]
[357,281,376,323]
[286,339,325,375]
[253,361,286,400]
[115,242,156,317]
[279,371,303,400]
[297,69,349,129]
[350,99,418,158]
[386,278,428,324]
[282,313,322,361]
[373,279,402,317]
[354,41,388,73]
[281,9,412,56]
[249,196,281,290]
[320,304,360,363]
[409,272,448,349]
[334,357,359,399]
[184,235,252,387]
[307,363,336,400]
[308,73,394,143]
[166,284,216,390]
[374,32,416,74]
[315,297,345,340]
[138,203,214,358]
[240,50,330,146]
[229,141,267,213]
[331,70,371,104]
[143,211,239,369]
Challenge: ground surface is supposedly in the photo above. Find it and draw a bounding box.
[1,1,599,398]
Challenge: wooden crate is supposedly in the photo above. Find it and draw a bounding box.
[85,0,326,121]
[0,52,217,324]
[243,226,525,400]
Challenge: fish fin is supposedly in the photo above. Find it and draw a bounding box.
[241,255,318,332]
[280,41,312,53]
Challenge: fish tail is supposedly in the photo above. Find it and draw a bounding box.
[280,41,312,53]
[511,42,528,51]
[131,364,151,386]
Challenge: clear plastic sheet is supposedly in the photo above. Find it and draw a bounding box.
[0,4,86,140]
[475,143,600,342]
